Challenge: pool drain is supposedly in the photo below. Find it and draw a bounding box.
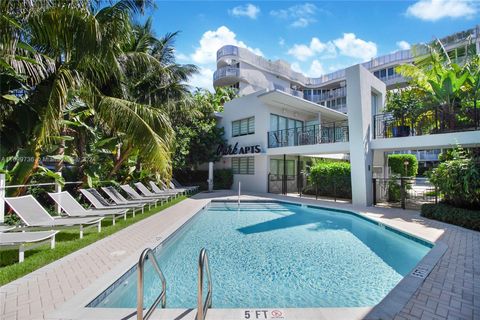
[411,265,431,279]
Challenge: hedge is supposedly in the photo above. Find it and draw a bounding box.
[421,203,480,231]
[388,154,418,176]
[174,169,233,190]
[307,161,351,198]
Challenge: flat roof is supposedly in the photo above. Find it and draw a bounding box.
[258,89,348,123]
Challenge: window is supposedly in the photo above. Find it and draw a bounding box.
[232,117,255,137]
[270,114,303,132]
[270,159,295,176]
[388,67,394,77]
[232,157,254,174]
[380,69,387,78]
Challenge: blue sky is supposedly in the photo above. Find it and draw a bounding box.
[144,1,479,90]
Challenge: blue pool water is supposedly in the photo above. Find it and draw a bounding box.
[91,202,431,308]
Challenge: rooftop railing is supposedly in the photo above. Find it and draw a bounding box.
[373,107,479,139]
[267,121,349,148]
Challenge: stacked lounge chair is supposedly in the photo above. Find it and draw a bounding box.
[172,178,199,193]
[79,188,145,216]
[102,186,157,210]
[48,191,129,225]
[120,185,169,206]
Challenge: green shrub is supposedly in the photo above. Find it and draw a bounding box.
[388,154,418,176]
[421,203,480,231]
[213,169,233,189]
[308,161,351,198]
[428,156,480,209]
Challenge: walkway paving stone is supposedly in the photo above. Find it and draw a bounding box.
[0,191,478,320]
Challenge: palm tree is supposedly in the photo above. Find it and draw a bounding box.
[1,0,179,193]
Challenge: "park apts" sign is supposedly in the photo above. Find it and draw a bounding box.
[217,143,261,156]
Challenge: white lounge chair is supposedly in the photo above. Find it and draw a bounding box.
[48,191,129,225]
[80,189,144,215]
[148,181,181,197]
[134,182,176,199]
[102,186,156,210]
[159,181,187,195]
[0,230,58,262]
[172,178,199,192]
[120,185,167,207]
[4,195,103,238]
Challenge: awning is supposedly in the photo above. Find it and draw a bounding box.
[258,89,348,123]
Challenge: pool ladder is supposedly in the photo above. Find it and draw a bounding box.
[136,247,212,320]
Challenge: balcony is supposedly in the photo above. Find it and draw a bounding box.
[216,45,239,60]
[268,122,349,148]
[213,66,240,87]
[373,107,480,139]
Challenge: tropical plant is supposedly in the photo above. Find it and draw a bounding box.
[171,87,236,170]
[428,147,480,209]
[0,0,197,195]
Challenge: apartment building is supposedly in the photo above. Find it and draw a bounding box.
[213,26,480,115]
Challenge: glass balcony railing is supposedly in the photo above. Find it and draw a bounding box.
[267,121,349,148]
[213,66,240,81]
[216,45,239,60]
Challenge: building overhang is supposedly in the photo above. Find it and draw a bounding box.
[257,89,348,123]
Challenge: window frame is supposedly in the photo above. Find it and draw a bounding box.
[232,117,255,137]
[232,157,255,175]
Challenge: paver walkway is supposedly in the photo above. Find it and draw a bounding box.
[0,191,478,320]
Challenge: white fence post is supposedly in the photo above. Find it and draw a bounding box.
[55,172,62,214]
[0,174,5,223]
[208,162,214,192]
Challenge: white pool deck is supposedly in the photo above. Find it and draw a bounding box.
[0,191,478,320]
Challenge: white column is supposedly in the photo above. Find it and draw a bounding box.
[346,64,386,207]
[208,162,214,192]
[0,174,5,223]
[317,112,322,142]
[55,172,62,214]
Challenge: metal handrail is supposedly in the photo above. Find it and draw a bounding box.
[137,248,166,320]
[197,248,212,320]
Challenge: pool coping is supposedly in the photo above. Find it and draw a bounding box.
[47,196,448,320]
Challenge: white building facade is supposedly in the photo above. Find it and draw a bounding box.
[214,65,480,207]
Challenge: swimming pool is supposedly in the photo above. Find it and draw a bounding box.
[89,201,432,309]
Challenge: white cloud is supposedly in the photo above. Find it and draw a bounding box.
[270,3,320,28]
[287,37,336,61]
[279,38,286,47]
[228,3,260,19]
[396,40,411,50]
[188,67,214,91]
[333,33,377,61]
[290,60,325,77]
[406,0,477,21]
[191,26,263,64]
[307,60,325,77]
[176,52,189,62]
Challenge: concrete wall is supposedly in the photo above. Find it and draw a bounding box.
[346,64,386,208]
[239,61,292,95]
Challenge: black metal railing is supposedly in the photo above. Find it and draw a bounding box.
[267,121,349,148]
[267,173,351,202]
[373,107,479,139]
[373,177,438,210]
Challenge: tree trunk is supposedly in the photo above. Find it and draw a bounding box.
[108,144,133,179]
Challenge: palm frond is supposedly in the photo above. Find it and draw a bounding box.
[96,96,173,173]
